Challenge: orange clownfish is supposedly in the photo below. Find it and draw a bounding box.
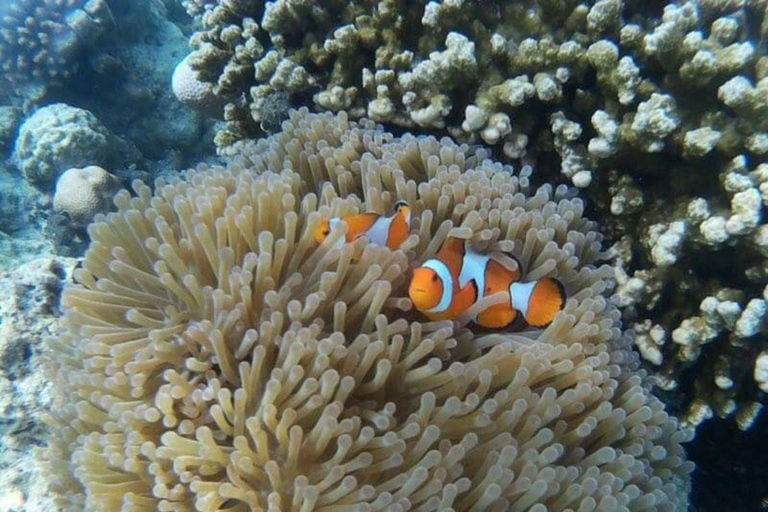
[313,201,411,250]
[409,237,565,328]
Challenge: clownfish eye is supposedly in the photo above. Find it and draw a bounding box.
[431,273,439,282]
[322,229,330,235]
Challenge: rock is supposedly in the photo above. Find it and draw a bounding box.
[0,258,76,512]
[94,0,206,159]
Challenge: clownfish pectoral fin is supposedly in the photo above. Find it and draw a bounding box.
[450,277,479,319]
[476,304,517,329]
[511,278,566,328]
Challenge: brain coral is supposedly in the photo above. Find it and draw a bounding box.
[173,55,222,113]
[44,110,693,511]
[53,166,120,227]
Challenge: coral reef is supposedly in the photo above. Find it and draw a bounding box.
[0,171,37,238]
[0,0,114,89]
[0,258,76,512]
[95,0,207,160]
[52,166,121,227]
[44,110,692,511]
[181,0,768,430]
[3,1,210,176]
[13,103,139,187]
[0,106,22,153]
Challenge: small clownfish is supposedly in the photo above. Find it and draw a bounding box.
[313,201,412,250]
[408,237,566,328]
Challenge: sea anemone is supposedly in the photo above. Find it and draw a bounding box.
[44,109,693,511]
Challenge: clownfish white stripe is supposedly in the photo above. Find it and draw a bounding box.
[365,216,394,246]
[459,247,492,322]
[328,218,345,248]
[459,247,489,293]
[510,281,537,317]
[422,259,454,314]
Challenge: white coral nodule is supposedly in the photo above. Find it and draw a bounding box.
[43,109,693,512]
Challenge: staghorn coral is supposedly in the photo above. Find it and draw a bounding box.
[180,0,768,431]
[44,110,692,511]
[612,155,768,431]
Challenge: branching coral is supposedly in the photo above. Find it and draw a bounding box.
[181,0,217,20]
[44,110,692,511]
[0,0,113,87]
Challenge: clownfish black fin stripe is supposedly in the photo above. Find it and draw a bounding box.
[510,278,566,328]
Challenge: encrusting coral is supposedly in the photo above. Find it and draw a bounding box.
[179,0,768,431]
[44,109,693,511]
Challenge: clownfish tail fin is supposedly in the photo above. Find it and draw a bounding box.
[511,278,566,328]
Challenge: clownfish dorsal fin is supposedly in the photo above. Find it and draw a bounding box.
[392,200,411,227]
[345,212,380,240]
[440,236,466,255]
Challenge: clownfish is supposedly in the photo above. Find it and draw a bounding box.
[408,237,565,328]
[313,201,411,250]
